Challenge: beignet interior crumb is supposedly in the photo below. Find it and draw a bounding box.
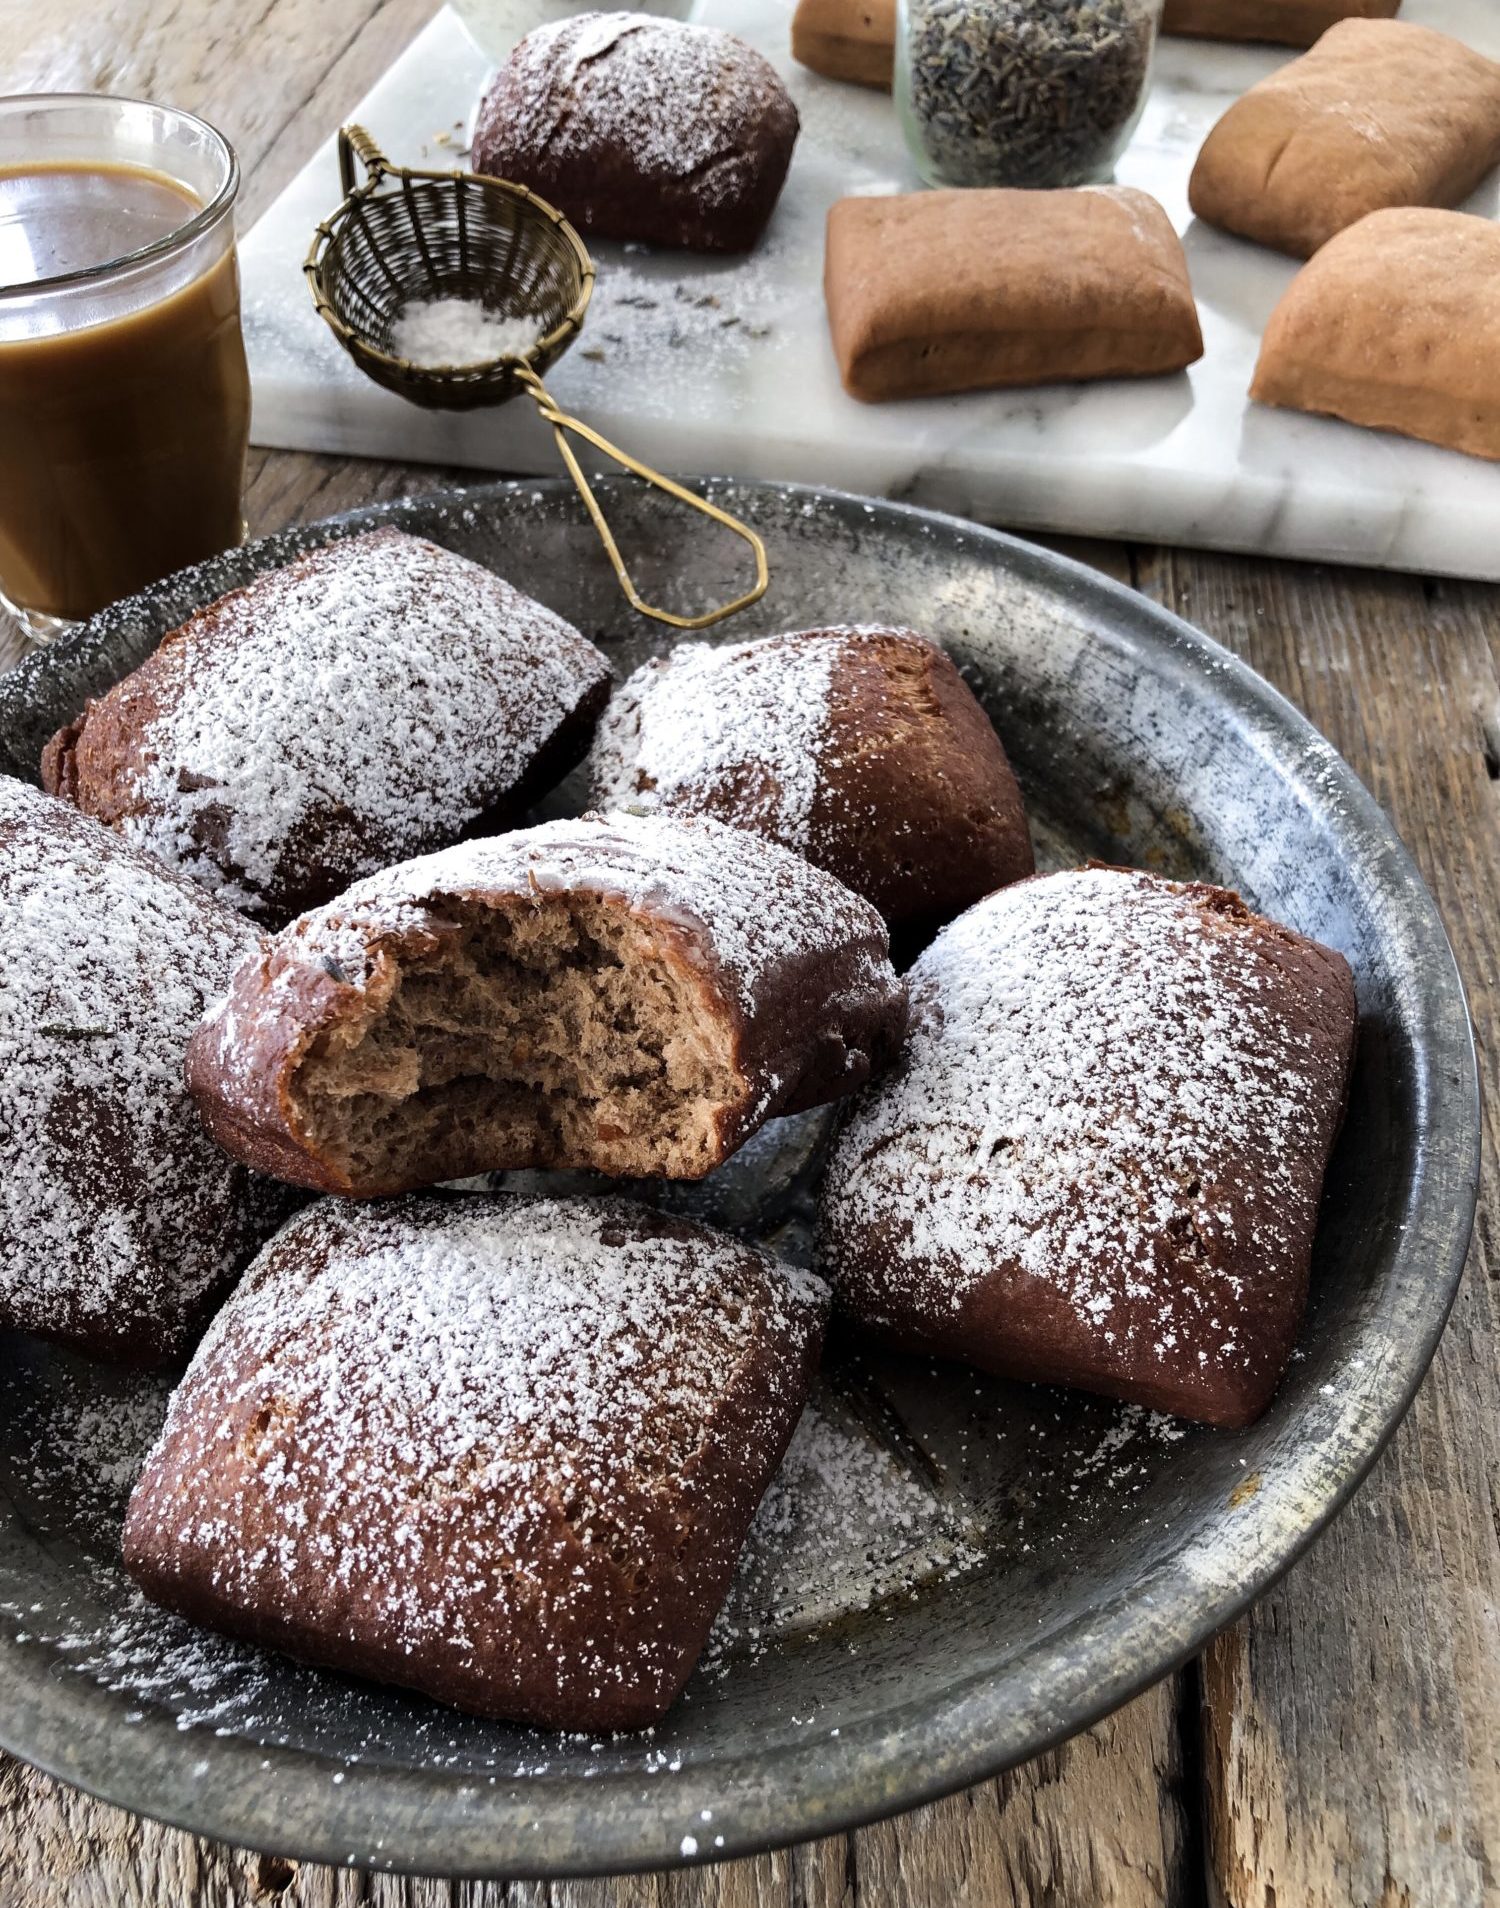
[292,894,743,1187]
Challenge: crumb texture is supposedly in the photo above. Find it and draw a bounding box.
[819,866,1358,1425]
[0,777,292,1361]
[123,1193,827,1729]
[41,528,610,922]
[188,811,908,1194]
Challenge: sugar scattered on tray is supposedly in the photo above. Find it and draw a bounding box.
[389,297,541,367]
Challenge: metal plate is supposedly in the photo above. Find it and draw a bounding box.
[0,479,1478,1879]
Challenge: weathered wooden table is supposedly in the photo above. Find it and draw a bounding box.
[3,3,1497,1902]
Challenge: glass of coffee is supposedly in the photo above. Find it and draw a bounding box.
[0,94,251,642]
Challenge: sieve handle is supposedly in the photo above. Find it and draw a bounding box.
[514,367,768,631]
[337,125,392,199]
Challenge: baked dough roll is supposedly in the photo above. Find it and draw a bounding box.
[824,186,1203,403]
[1188,19,1500,258]
[818,867,1358,1429]
[1252,207,1500,461]
[1162,0,1398,47]
[124,1193,827,1730]
[791,0,895,87]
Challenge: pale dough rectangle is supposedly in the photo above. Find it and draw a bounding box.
[824,187,1203,403]
[1252,207,1500,461]
[1189,18,1500,257]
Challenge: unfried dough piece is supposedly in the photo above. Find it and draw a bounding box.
[824,187,1203,403]
[1251,207,1500,462]
[1188,19,1500,258]
[791,0,894,87]
[1162,0,1397,48]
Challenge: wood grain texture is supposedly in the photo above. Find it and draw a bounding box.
[1127,553,1500,1908]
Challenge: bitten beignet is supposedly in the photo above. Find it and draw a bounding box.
[1188,19,1500,257]
[0,777,293,1363]
[123,1194,827,1730]
[818,868,1358,1428]
[825,187,1203,402]
[590,627,1033,937]
[186,811,908,1195]
[41,528,611,925]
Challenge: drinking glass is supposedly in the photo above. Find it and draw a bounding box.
[0,94,250,643]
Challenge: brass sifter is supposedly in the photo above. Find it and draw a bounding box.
[304,126,768,630]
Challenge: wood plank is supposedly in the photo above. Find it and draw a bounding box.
[1129,551,1500,1908]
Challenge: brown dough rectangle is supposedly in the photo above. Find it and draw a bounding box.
[1162,0,1398,47]
[824,187,1203,403]
[791,0,894,87]
[1252,207,1500,461]
[1189,19,1500,257]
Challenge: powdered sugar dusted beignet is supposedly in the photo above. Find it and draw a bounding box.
[590,626,1034,936]
[41,528,611,925]
[0,778,294,1363]
[123,1194,827,1729]
[187,811,908,1195]
[818,867,1357,1427]
[471,13,799,253]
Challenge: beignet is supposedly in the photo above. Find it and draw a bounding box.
[591,625,1033,936]
[818,867,1357,1428]
[186,811,907,1194]
[123,1193,826,1730]
[41,528,611,925]
[471,13,799,253]
[0,777,293,1363]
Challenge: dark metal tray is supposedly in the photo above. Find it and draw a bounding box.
[0,480,1478,1878]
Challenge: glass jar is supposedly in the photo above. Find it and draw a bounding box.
[896,0,1163,190]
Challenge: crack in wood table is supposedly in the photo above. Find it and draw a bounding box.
[1,2,1497,1903]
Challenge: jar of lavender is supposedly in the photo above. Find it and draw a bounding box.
[897,0,1162,190]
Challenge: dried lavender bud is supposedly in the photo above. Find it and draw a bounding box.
[898,0,1158,190]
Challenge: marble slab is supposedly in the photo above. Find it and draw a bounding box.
[239,0,1500,579]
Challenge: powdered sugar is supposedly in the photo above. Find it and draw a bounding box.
[707,1394,981,1666]
[126,1194,827,1718]
[389,297,542,367]
[820,867,1354,1402]
[473,12,796,222]
[591,633,837,849]
[0,778,288,1358]
[255,808,894,1019]
[91,527,608,921]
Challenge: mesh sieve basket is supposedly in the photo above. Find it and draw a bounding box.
[305,127,768,630]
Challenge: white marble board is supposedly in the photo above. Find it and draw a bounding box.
[240,0,1500,579]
